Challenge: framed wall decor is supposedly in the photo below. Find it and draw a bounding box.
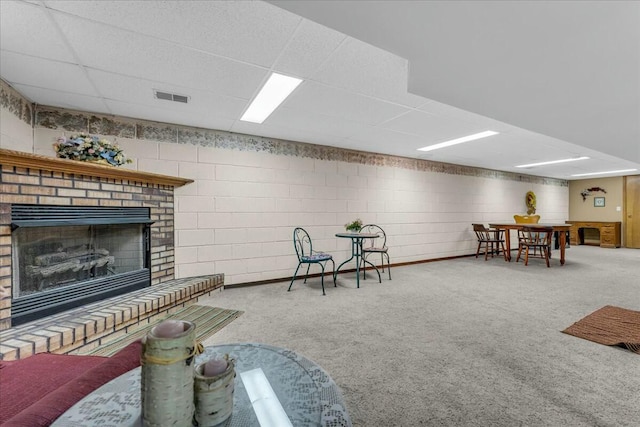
[594,197,605,207]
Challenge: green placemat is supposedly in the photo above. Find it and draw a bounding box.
[81,305,243,357]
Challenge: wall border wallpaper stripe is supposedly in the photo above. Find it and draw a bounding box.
[1,79,567,188]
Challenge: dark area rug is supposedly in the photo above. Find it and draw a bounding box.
[562,305,640,354]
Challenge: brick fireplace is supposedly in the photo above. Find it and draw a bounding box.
[0,149,193,331]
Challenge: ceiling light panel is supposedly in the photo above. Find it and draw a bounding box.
[417,131,499,152]
[571,169,638,177]
[515,156,590,168]
[241,73,303,124]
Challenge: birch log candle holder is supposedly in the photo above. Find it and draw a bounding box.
[141,320,198,427]
[194,355,236,427]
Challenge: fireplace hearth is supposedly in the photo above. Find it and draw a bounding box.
[11,205,152,326]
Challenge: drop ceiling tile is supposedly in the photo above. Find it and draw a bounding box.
[283,81,410,126]
[313,38,424,107]
[380,110,484,142]
[0,1,76,62]
[266,106,373,139]
[345,126,428,157]
[418,100,514,132]
[52,13,268,100]
[87,69,247,120]
[46,0,301,67]
[104,99,235,132]
[230,120,343,148]
[11,84,109,114]
[2,1,637,180]
[0,51,98,96]
[273,19,346,78]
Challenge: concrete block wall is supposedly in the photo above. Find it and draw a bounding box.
[33,122,569,286]
[171,151,568,285]
[1,81,569,287]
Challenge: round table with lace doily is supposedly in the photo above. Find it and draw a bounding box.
[51,342,352,427]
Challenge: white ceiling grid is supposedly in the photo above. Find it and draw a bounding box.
[1,0,638,179]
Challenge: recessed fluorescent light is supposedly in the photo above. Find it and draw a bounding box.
[571,169,638,177]
[515,156,590,168]
[417,131,499,152]
[240,72,302,124]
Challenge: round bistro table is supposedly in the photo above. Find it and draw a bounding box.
[334,233,382,288]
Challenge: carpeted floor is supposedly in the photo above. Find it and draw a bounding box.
[199,245,640,426]
[563,305,640,354]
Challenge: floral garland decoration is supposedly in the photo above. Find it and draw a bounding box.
[53,134,133,166]
[525,191,536,214]
[580,187,606,201]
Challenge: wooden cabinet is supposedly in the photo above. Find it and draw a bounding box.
[566,221,621,248]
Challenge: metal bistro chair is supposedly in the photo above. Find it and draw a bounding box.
[516,225,554,267]
[359,224,391,280]
[472,224,506,261]
[288,227,336,295]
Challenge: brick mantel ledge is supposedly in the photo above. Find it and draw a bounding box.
[0,148,193,187]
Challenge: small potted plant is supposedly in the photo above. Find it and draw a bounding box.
[345,218,363,233]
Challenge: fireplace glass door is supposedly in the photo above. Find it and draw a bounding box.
[13,223,145,297]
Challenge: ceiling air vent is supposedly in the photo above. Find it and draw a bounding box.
[153,90,189,103]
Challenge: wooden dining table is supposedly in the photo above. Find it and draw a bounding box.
[488,223,571,265]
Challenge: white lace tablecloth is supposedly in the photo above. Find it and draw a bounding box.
[52,342,351,427]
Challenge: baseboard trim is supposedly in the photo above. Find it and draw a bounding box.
[224,253,477,289]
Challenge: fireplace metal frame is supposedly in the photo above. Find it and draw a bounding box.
[10,204,153,326]
[10,205,153,229]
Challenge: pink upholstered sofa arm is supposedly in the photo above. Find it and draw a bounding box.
[0,340,141,427]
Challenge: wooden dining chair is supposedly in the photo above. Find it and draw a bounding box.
[513,214,540,224]
[514,214,541,255]
[515,226,554,267]
[472,224,506,261]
